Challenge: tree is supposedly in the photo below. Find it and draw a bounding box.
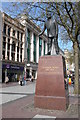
[55,3,79,94]
[2,2,79,94]
[68,51,74,65]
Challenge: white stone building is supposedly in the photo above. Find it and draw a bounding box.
[19,15,48,79]
[1,12,25,82]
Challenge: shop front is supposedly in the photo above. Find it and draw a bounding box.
[26,62,38,80]
[2,63,24,83]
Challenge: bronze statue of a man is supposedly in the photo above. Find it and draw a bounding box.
[39,13,59,55]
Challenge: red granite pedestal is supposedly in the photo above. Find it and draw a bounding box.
[34,55,69,111]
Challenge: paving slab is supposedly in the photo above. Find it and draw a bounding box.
[33,114,56,119]
[0,94,27,105]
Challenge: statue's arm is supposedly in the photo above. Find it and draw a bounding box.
[39,23,46,36]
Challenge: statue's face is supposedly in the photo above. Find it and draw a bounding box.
[47,13,51,19]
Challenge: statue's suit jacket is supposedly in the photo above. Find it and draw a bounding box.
[45,18,58,38]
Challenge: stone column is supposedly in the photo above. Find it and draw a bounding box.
[6,25,8,36]
[22,33,25,62]
[9,39,12,60]
[36,36,39,63]
[15,31,18,62]
[30,32,34,62]
[15,42,18,61]
[15,30,17,39]
[5,37,8,60]
[9,28,13,60]
[19,43,20,62]
[19,32,21,41]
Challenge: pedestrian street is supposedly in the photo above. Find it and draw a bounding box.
[0,82,36,105]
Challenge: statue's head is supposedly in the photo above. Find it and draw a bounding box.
[46,12,52,19]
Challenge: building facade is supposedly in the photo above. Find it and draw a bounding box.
[1,13,48,82]
[19,15,48,80]
[2,13,25,82]
[64,49,75,75]
[1,12,64,82]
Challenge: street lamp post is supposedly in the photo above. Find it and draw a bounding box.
[24,58,27,78]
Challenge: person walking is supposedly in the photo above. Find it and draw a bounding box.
[19,75,22,86]
[23,76,27,85]
[69,75,72,85]
[31,75,34,82]
[5,76,9,84]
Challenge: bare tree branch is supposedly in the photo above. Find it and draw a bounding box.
[64,2,74,33]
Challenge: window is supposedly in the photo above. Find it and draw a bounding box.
[21,48,22,54]
[17,43,19,53]
[7,51,9,60]
[17,31,19,39]
[20,55,22,62]
[11,41,15,61]
[39,37,42,57]
[8,38,10,43]
[8,27,11,36]
[12,53,15,61]
[34,34,36,62]
[3,42,6,49]
[17,47,19,53]
[12,41,15,51]
[20,43,22,48]
[13,30,15,36]
[3,37,6,42]
[17,54,19,62]
[3,37,6,49]
[8,38,10,50]
[2,50,5,59]
[3,23,6,34]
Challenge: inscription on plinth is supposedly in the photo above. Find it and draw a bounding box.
[34,55,69,111]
